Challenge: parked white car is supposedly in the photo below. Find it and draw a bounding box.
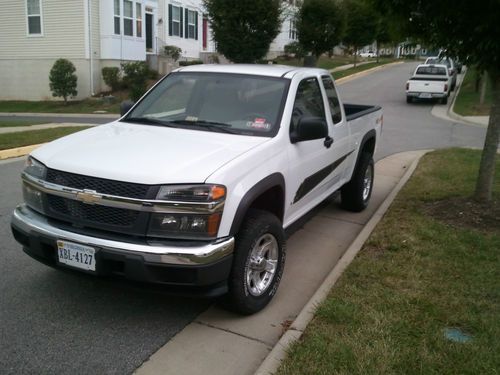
[359,51,376,58]
[406,64,451,104]
[12,64,382,314]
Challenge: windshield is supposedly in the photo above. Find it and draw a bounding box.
[124,72,289,137]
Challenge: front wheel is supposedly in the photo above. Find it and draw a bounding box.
[222,209,286,314]
[341,153,374,212]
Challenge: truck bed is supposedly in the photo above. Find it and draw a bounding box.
[344,103,381,121]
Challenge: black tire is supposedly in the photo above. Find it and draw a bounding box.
[340,153,374,212]
[406,96,412,104]
[441,96,448,105]
[222,209,286,315]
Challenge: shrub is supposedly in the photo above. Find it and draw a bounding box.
[207,54,220,64]
[284,41,305,58]
[49,58,78,104]
[179,60,204,66]
[163,45,182,61]
[121,61,150,101]
[102,67,121,91]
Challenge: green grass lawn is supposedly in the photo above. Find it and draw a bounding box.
[332,59,397,80]
[0,127,91,150]
[454,67,492,116]
[0,99,120,114]
[0,119,49,128]
[278,148,500,375]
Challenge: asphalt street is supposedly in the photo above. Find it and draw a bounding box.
[0,62,488,374]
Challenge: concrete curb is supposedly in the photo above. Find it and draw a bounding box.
[0,112,119,118]
[254,149,429,375]
[0,144,44,160]
[335,61,404,85]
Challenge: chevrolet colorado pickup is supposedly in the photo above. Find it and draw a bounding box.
[406,64,451,104]
[11,64,382,314]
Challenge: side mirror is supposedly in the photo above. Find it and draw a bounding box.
[120,100,135,116]
[290,117,328,143]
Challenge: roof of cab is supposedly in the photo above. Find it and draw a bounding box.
[174,64,328,78]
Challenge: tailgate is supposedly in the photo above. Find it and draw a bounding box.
[408,78,447,93]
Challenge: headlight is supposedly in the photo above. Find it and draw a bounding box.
[23,183,44,213]
[24,157,47,179]
[148,212,222,239]
[156,184,226,202]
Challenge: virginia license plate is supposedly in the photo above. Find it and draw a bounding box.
[419,93,432,98]
[57,240,96,272]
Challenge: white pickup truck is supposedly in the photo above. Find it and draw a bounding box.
[11,65,382,314]
[406,64,451,104]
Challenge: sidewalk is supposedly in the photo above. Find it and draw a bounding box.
[135,150,427,375]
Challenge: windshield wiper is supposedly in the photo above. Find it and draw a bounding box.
[124,117,180,128]
[167,119,239,134]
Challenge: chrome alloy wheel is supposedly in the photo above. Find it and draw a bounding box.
[362,164,373,202]
[245,234,279,297]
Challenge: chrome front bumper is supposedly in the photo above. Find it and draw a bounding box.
[11,204,234,266]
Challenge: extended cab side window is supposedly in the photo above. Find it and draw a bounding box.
[321,76,342,124]
[291,77,326,133]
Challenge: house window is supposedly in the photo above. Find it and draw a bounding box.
[27,0,42,35]
[114,0,120,34]
[123,0,133,36]
[169,5,182,37]
[186,10,197,39]
[136,3,142,37]
[289,20,297,40]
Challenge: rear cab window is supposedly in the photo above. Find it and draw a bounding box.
[321,75,342,124]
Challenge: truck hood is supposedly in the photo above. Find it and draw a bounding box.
[31,122,269,184]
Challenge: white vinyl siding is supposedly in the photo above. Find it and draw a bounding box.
[1,0,86,59]
[27,0,43,36]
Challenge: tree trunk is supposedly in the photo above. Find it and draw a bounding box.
[480,71,488,105]
[376,40,379,63]
[353,48,357,68]
[63,96,68,105]
[474,71,500,202]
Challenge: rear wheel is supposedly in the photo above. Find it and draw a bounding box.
[406,96,412,104]
[222,209,286,314]
[441,96,448,105]
[341,152,374,212]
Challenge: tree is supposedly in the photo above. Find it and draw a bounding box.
[342,0,378,67]
[296,0,345,64]
[49,59,78,104]
[203,0,282,63]
[375,0,500,202]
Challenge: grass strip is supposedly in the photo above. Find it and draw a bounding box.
[278,148,500,375]
[332,60,396,80]
[0,99,120,114]
[454,67,492,116]
[0,127,90,150]
[0,120,49,128]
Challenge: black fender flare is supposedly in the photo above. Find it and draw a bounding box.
[229,173,285,236]
[354,129,376,168]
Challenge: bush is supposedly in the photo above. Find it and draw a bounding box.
[163,45,182,61]
[49,58,78,104]
[101,67,121,91]
[207,54,220,64]
[121,61,150,101]
[179,60,204,66]
[284,41,305,58]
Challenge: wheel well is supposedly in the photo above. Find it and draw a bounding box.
[247,186,285,223]
[361,136,375,156]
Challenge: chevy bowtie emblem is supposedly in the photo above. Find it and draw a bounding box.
[76,190,102,205]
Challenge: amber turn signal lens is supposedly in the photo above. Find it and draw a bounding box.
[211,185,226,200]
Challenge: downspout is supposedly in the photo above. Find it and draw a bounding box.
[88,0,94,96]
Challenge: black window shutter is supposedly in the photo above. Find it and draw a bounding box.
[168,4,173,36]
[185,9,189,38]
[179,7,183,38]
[195,11,198,40]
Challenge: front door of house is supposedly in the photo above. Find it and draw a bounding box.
[146,13,153,52]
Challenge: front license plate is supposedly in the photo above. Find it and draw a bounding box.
[57,240,96,272]
[419,93,432,98]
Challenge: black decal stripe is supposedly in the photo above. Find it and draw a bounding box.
[293,151,354,204]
